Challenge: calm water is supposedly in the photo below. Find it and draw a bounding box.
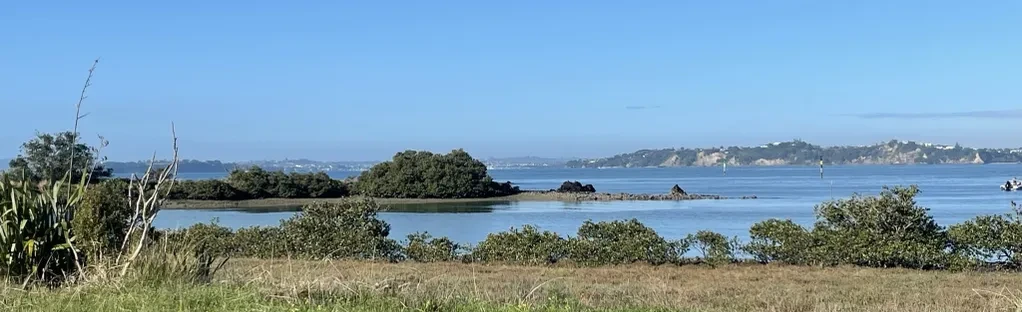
[155,165,1022,244]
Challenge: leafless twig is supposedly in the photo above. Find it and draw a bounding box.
[67,58,99,193]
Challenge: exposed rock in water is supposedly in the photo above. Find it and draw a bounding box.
[557,181,596,193]
[519,190,757,202]
[670,184,686,196]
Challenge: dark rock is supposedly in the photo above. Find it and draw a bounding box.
[670,184,686,196]
[557,181,596,193]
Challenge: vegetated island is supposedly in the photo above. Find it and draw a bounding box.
[161,150,755,210]
[565,139,1022,168]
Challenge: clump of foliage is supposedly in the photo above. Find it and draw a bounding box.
[168,180,245,200]
[556,181,595,193]
[277,198,401,260]
[231,226,285,258]
[403,232,460,262]
[743,219,815,265]
[72,179,133,258]
[810,186,950,269]
[686,230,739,266]
[471,225,567,265]
[743,186,959,269]
[567,219,684,265]
[0,174,85,286]
[169,168,349,200]
[7,131,112,183]
[162,222,236,259]
[354,149,520,199]
[948,201,1022,268]
[162,198,402,261]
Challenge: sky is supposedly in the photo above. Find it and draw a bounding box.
[3,1,1022,161]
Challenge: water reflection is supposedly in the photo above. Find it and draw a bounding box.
[382,201,512,213]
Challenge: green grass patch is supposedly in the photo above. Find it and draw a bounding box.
[0,281,682,312]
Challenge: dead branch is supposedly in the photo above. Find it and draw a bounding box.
[117,123,179,277]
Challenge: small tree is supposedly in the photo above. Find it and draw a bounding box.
[8,131,112,183]
[811,185,950,269]
[72,179,132,258]
[277,198,400,260]
[568,219,682,265]
[744,219,815,264]
[949,201,1022,267]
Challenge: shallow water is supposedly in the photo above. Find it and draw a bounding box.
[156,165,1022,244]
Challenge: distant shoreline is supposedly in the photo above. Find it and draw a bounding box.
[162,191,757,210]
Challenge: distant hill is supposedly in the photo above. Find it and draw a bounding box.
[0,159,8,170]
[103,156,567,174]
[565,140,1022,168]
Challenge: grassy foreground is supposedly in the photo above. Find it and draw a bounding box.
[5,260,1021,312]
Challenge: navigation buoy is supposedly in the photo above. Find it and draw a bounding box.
[819,157,824,179]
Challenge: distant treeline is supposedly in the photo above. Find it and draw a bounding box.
[168,149,520,200]
[567,139,1022,168]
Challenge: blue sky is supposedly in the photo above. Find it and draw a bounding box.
[3,1,1021,161]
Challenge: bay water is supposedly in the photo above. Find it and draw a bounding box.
[155,165,1022,245]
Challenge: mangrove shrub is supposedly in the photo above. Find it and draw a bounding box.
[355,149,519,199]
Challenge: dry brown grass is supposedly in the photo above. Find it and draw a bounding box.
[217,259,1022,312]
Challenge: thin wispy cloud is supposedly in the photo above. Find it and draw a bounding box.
[852,109,1022,119]
[625,105,662,110]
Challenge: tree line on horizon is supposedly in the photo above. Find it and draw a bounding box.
[1,131,519,201]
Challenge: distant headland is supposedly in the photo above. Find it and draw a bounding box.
[566,139,1022,168]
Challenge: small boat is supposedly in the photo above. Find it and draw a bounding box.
[1001,179,1022,191]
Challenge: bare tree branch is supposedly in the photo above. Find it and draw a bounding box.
[118,123,179,277]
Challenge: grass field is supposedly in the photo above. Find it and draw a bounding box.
[5,260,1020,311]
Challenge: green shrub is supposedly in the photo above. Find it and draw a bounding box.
[810,185,950,269]
[0,174,84,285]
[226,167,274,199]
[472,225,567,265]
[162,222,236,259]
[948,201,1022,267]
[291,172,348,198]
[232,226,285,258]
[221,167,349,200]
[744,219,815,265]
[403,232,460,262]
[277,198,401,260]
[686,230,739,266]
[355,149,519,199]
[72,179,133,258]
[567,219,683,266]
[169,180,245,200]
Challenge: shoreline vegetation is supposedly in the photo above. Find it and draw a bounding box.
[159,151,757,209]
[163,190,758,209]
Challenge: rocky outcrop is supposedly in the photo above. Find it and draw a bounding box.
[659,154,684,167]
[753,158,788,166]
[692,151,726,166]
[670,184,686,196]
[557,181,596,193]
